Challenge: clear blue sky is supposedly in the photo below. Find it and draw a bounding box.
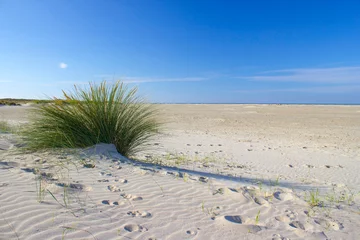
[1,0,360,103]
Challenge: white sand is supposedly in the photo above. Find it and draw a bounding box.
[0,105,359,240]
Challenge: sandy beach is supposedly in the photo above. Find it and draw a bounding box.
[1,104,360,240]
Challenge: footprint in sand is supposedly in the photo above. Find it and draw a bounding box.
[56,182,92,191]
[275,214,295,223]
[110,165,122,170]
[121,193,143,201]
[108,185,123,192]
[107,185,123,192]
[314,218,341,230]
[127,210,152,218]
[101,200,121,205]
[247,225,263,233]
[124,224,148,232]
[289,221,312,231]
[114,179,128,183]
[272,234,290,240]
[21,167,38,174]
[99,171,112,177]
[97,179,110,182]
[186,229,198,236]
[285,210,297,218]
[274,191,293,201]
[0,161,20,168]
[199,176,209,183]
[254,196,269,206]
[224,215,248,224]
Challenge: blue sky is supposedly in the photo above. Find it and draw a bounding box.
[1,0,360,103]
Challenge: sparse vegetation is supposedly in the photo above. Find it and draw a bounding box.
[142,152,222,167]
[325,186,359,206]
[305,189,322,207]
[201,201,220,219]
[35,172,47,202]
[22,81,161,157]
[255,210,261,225]
[0,121,12,133]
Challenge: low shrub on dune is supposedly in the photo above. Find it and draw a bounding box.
[23,81,161,157]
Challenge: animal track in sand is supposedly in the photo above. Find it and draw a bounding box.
[107,185,123,192]
[127,210,152,218]
[124,224,148,232]
[121,193,143,201]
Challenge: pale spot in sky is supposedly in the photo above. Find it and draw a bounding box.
[59,62,68,69]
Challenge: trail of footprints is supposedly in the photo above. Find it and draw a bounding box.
[96,163,344,239]
[16,155,344,238]
[99,172,151,234]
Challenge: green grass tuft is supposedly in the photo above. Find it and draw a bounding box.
[22,81,161,157]
[0,121,12,133]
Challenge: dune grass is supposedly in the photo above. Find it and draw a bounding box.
[0,121,12,133]
[23,81,161,157]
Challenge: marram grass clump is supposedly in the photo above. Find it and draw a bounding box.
[23,81,161,157]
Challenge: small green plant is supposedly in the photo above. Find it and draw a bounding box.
[269,175,280,187]
[47,185,70,209]
[305,189,322,207]
[255,210,261,225]
[35,172,47,202]
[182,172,189,182]
[324,186,358,206]
[201,201,219,219]
[174,154,187,165]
